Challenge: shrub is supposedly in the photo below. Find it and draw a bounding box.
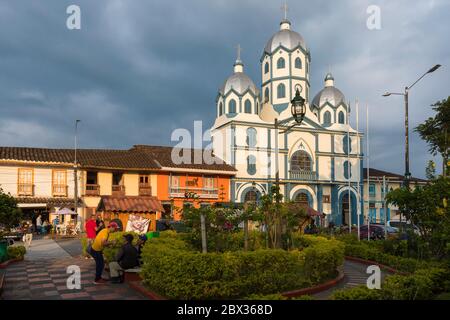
[244,293,314,300]
[140,235,344,299]
[332,285,382,300]
[103,231,139,262]
[7,245,26,260]
[332,267,450,300]
[344,243,435,273]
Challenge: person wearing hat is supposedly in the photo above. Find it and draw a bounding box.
[109,233,139,284]
[90,222,119,284]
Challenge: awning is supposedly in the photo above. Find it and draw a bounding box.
[56,207,77,215]
[97,196,164,213]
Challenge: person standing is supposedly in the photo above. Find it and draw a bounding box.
[95,215,105,235]
[90,222,119,284]
[22,222,33,248]
[36,215,42,235]
[84,214,97,259]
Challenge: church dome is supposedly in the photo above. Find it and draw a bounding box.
[312,73,346,108]
[219,60,259,95]
[264,19,307,54]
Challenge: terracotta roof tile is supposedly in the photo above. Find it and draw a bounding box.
[98,196,163,213]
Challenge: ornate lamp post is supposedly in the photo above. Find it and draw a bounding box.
[273,88,306,248]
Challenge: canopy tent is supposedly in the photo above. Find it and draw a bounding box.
[56,207,77,215]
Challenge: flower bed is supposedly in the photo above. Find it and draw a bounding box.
[140,232,344,300]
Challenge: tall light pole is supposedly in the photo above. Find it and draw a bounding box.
[274,88,306,248]
[382,64,441,190]
[74,120,81,220]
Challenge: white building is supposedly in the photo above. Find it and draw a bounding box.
[211,17,364,226]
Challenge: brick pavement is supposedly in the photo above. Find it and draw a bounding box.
[1,238,148,300]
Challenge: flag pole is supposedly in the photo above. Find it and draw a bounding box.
[366,104,370,241]
[356,99,360,241]
[347,101,352,233]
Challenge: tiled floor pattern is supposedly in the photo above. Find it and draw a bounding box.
[2,239,147,300]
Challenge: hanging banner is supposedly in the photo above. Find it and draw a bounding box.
[125,214,150,234]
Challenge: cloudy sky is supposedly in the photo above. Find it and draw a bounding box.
[0,0,449,178]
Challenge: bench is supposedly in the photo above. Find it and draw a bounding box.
[122,267,142,282]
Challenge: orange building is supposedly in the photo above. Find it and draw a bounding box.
[129,145,236,220]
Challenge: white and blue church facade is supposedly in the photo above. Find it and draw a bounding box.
[211,18,364,226]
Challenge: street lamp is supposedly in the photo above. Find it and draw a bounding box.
[382,64,440,231]
[273,88,306,248]
[382,64,441,189]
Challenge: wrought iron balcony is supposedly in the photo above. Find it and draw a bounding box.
[18,183,34,196]
[289,170,317,181]
[85,184,100,196]
[139,183,152,196]
[169,186,219,199]
[52,184,68,197]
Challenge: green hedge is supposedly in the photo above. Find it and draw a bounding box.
[244,293,314,300]
[140,233,344,299]
[332,268,450,300]
[80,231,140,261]
[7,246,26,260]
[344,243,435,273]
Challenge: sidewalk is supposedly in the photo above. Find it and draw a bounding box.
[1,238,147,300]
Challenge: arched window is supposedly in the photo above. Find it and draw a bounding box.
[295,57,302,69]
[277,57,285,69]
[264,87,270,102]
[219,102,223,116]
[294,192,309,207]
[244,99,252,114]
[290,150,312,172]
[323,111,331,125]
[264,62,269,74]
[343,135,352,154]
[344,161,352,179]
[277,83,286,98]
[338,111,345,124]
[247,155,256,175]
[228,99,236,113]
[244,190,258,203]
[246,128,257,147]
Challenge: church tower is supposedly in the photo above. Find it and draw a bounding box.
[260,15,311,119]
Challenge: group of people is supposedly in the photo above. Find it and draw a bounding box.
[84,214,147,285]
[35,215,51,235]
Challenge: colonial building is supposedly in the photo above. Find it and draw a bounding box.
[363,168,427,223]
[212,17,364,226]
[0,146,235,228]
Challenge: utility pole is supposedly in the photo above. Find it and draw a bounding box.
[74,120,80,220]
[383,175,387,240]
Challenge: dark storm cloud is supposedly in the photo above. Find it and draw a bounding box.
[0,0,449,178]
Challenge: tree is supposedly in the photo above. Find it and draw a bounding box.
[415,97,450,177]
[386,177,450,259]
[0,188,22,231]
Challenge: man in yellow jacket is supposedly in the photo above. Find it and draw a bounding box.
[91,221,119,284]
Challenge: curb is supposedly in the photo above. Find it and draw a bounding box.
[0,257,24,269]
[344,256,408,275]
[128,281,166,300]
[282,267,345,298]
[0,271,4,298]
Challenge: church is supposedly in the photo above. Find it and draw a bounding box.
[211,16,364,226]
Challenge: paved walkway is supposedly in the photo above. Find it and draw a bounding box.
[313,260,390,300]
[1,238,148,300]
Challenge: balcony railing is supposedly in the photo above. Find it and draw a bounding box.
[18,183,34,196]
[85,184,100,196]
[169,187,219,199]
[112,184,125,196]
[289,170,317,181]
[52,184,68,197]
[139,183,152,196]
